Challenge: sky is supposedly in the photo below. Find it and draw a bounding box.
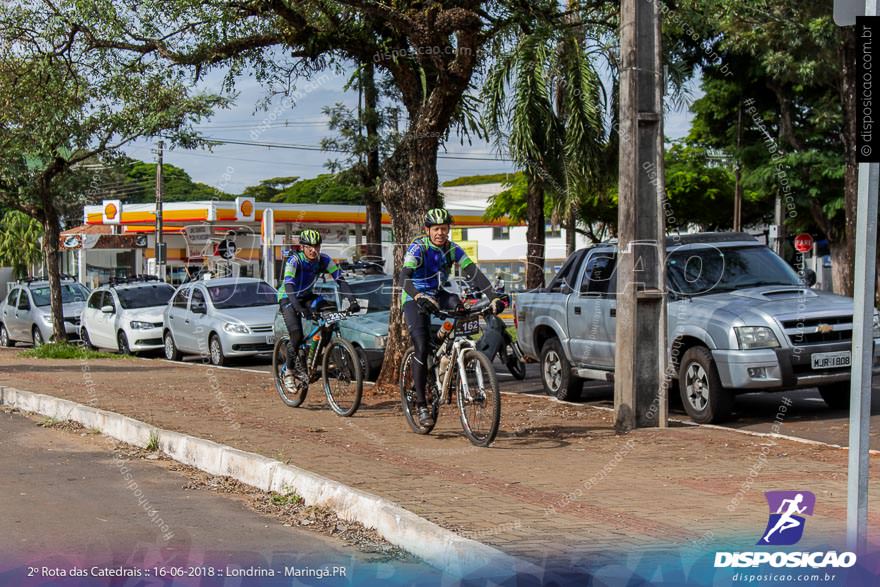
[122,67,697,196]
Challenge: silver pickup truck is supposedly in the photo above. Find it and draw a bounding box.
[514,233,880,423]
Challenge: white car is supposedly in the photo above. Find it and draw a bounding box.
[80,278,176,354]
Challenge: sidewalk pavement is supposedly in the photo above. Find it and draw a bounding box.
[1,350,878,568]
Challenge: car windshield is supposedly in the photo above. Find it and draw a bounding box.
[206,281,277,309]
[350,280,393,312]
[30,283,89,307]
[666,245,802,296]
[116,284,176,309]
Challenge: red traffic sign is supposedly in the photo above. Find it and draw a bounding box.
[794,233,814,253]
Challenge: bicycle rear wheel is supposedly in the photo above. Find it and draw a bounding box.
[456,349,501,447]
[273,338,308,407]
[322,337,363,416]
[399,347,439,434]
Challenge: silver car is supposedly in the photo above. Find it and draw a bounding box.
[0,279,89,346]
[80,278,176,354]
[162,277,278,366]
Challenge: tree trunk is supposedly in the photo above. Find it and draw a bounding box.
[835,25,859,298]
[525,175,546,290]
[362,60,383,259]
[374,135,440,388]
[40,203,67,343]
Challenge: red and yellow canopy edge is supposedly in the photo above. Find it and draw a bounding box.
[87,209,520,227]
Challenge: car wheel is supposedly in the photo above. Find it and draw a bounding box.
[80,327,95,350]
[540,337,583,401]
[163,331,181,361]
[818,382,850,410]
[209,334,226,366]
[32,326,45,348]
[678,346,733,424]
[117,331,133,355]
[0,324,14,347]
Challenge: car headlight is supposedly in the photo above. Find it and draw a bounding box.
[374,335,387,347]
[735,326,780,350]
[873,311,880,339]
[40,313,52,324]
[130,321,153,330]
[224,322,250,334]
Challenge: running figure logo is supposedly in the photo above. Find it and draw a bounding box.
[758,491,816,546]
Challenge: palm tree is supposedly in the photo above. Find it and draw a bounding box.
[0,210,43,278]
[483,17,606,289]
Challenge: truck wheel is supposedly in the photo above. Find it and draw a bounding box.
[540,338,583,401]
[817,382,850,409]
[678,346,733,424]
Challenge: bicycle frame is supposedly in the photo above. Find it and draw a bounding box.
[280,310,350,376]
[434,336,472,402]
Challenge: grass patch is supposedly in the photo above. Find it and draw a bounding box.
[441,173,517,187]
[37,416,61,428]
[21,342,126,360]
[146,430,160,451]
[271,492,304,507]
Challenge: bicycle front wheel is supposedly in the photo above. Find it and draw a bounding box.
[456,349,501,447]
[321,337,363,416]
[273,338,308,407]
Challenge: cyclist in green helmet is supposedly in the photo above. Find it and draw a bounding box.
[399,208,505,427]
[278,229,359,388]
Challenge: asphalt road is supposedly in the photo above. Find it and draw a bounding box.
[0,410,430,584]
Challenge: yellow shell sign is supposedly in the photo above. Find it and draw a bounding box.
[102,199,122,224]
[235,196,255,221]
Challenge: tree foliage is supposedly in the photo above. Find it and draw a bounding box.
[0,211,43,279]
[0,1,224,340]
[270,173,366,204]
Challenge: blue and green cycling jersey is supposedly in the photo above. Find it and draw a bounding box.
[401,236,474,302]
[277,251,342,301]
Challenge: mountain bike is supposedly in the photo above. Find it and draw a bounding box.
[399,300,501,447]
[273,308,363,416]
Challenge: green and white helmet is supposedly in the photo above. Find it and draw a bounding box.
[299,229,322,246]
[424,208,453,227]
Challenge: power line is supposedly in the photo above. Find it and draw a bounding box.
[170,135,516,162]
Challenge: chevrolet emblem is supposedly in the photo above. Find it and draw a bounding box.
[816,324,834,334]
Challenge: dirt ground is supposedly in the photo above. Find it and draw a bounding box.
[2,348,878,565]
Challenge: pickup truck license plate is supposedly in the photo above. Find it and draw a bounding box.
[266,335,275,345]
[811,351,850,370]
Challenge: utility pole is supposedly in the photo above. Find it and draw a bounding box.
[155,140,166,281]
[614,0,667,430]
[847,0,880,554]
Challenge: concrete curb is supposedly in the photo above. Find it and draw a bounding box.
[0,385,540,578]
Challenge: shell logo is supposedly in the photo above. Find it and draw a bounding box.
[240,199,253,217]
[104,202,118,220]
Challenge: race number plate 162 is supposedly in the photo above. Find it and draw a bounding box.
[455,319,480,336]
[811,351,851,370]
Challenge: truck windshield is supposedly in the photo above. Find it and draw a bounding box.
[667,246,802,296]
